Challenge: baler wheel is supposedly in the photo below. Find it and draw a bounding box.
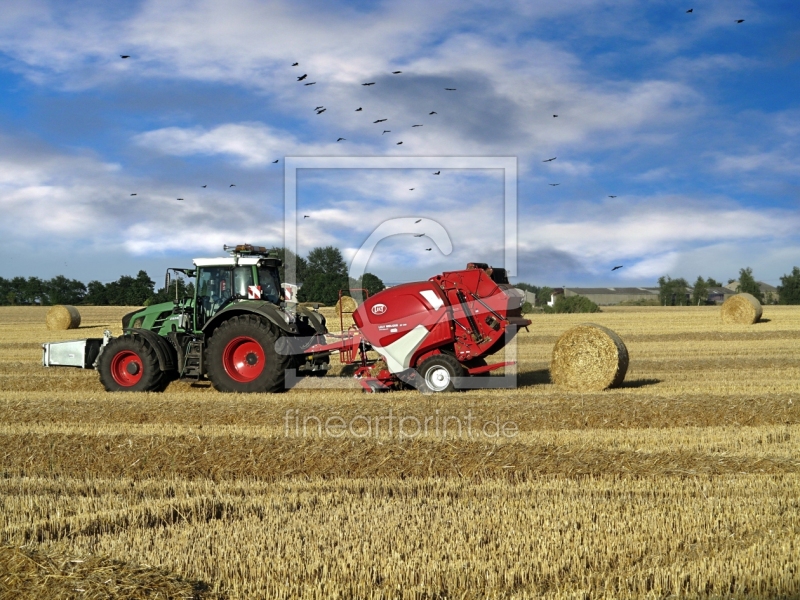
[206,314,291,393]
[417,353,465,393]
[98,335,164,392]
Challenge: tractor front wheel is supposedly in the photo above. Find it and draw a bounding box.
[417,353,465,393]
[206,315,291,393]
[98,335,165,392]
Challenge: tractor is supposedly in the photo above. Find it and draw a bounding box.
[42,244,330,392]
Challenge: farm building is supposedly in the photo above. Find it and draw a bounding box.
[706,286,737,304]
[726,280,779,303]
[560,287,660,306]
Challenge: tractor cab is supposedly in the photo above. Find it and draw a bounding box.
[192,245,282,328]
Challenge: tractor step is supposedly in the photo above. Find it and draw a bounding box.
[180,340,204,380]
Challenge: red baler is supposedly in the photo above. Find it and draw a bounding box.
[306,265,531,392]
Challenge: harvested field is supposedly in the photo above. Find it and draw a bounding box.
[1,304,799,598]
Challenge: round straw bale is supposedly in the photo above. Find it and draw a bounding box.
[45,305,81,330]
[720,293,762,325]
[335,295,359,316]
[550,323,628,392]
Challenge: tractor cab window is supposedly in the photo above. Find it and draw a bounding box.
[232,266,255,298]
[257,266,281,304]
[197,267,233,318]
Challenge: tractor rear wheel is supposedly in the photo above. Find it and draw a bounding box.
[98,335,165,392]
[417,353,465,393]
[206,314,291,393]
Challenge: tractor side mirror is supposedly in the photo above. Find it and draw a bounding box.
[165,271,171,291]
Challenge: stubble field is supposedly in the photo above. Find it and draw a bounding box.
[0,305,798,599]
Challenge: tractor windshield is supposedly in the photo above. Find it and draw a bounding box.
[197,267,234,318]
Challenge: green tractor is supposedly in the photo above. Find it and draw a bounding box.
[42,245,330,393]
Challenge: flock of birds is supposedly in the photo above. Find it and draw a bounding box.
[284,62,448,150]
[120,10,747,269]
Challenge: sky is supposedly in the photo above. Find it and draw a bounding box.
[0,0,798,287]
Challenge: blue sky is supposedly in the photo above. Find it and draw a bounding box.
[0,0,798,287]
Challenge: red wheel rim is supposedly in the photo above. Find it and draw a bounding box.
[222,336,266,383]
[110,350,143,387]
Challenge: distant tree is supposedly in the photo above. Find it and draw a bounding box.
[737,267,763,302]
[151,276,195,305]
[545,294,600,314]
[23,277,48,305]
[706,277,722,287]
[298,246,348,305]
[777,266,800,305]
[514,282,539,294]
[0,277,10,306]
[536,286,554,307]
[271,246,308,285]
[99,271,156,306]
[46,275,87,305]
[692,276,709,306]
[658,275,690,306]
[9,277,27,305]
[84,280,109,305]
[349,272,385,302]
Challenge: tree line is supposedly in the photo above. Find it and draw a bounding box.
[658,266,800,306]
[0,246,385,307]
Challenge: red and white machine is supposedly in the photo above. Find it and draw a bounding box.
[306,265,531,392]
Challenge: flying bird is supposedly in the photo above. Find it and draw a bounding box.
[415,219,422,223]
[429,111,437,115]
[304,215,310,218]
[736,19,744,23]
[202,185,207,188]
[362,82,375,86]
[374,119,387,123]
[297,74,308,81]
[382,130,391,134]
[337,137,346,141]
[414,234,424,237]
[272,160,279,164]
[543,157,557,162]
[229,184,236,187]
[433,171,440,175]
[444,88,456,90]
[120,55,130,59]
[315,106,323,110]
[412,124,423,127]
[392,71,402,74]
[304,82,316,86]
[316,108,326,114]
[409,188,415,190]
[355,107,362,111]
[612,265,623,271]
[396,141,403,145]
[553,115,558,117]
[608,195,617,198]
[425,248,432,251]
[177,198,184,201]
[686,8,693,13]
[130,193,137,196]
[292,62,299,66]
[549,183,560,186]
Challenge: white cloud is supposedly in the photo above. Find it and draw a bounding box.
[712,150,799,174]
